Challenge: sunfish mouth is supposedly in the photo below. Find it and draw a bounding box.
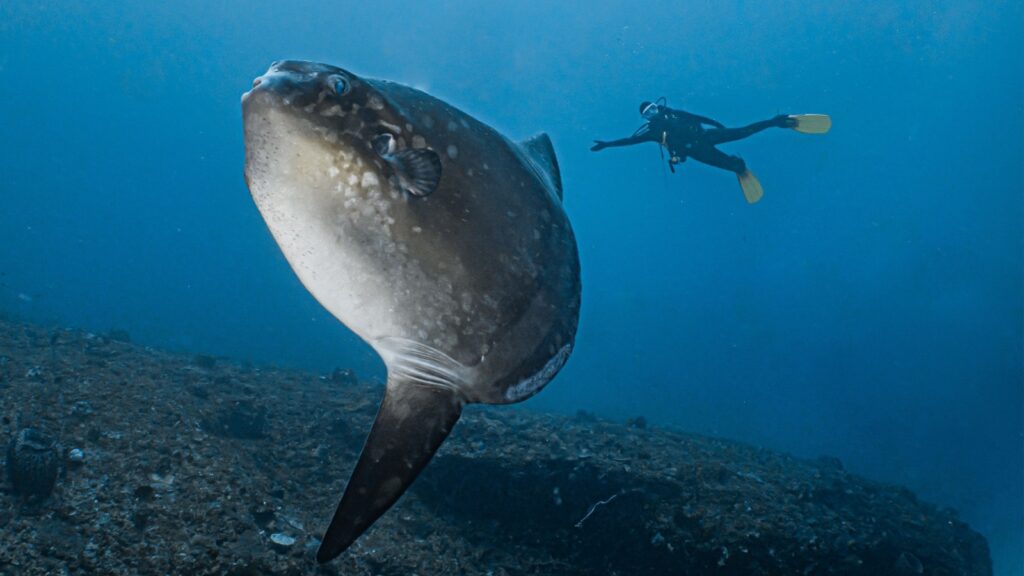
[242,60,340,109]
[241,64,276,105]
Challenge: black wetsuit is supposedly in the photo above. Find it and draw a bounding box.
[592,107,792,174]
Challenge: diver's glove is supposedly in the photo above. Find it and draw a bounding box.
[590,140,608,152]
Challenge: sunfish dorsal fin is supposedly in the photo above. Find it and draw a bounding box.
[519,133,563,200]
[316,378,463,563]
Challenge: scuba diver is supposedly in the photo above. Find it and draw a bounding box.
[590,98,831,203]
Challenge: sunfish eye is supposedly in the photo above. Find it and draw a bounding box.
[371,133,396,156]
[330,75,349,95]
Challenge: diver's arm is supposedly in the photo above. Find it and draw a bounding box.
[591,130,656,151]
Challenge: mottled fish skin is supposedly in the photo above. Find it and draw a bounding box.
[241,60,580,561]
[243,60,579,403]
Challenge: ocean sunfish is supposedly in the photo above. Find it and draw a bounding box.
[241,61,581,563]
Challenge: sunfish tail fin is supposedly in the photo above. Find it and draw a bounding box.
[788,114,832,134]
[316,379,464,563]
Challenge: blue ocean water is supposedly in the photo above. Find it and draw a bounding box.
[1,1,1020,573]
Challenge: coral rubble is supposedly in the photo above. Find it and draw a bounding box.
[0,320,992,575]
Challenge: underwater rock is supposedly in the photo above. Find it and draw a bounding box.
[251,503,276,528]
[0,318,994,575]
[83,332,123,359]
[70,400,94,418]
[207,400,268,439]
[7,428,61,499]
[187,383,209,399]
[106,328,132,343]
[193,354,217,370]
[268,532,296,552]
[67,448,85,465]
[575,409,598,423]
[895,551,925,574]
[626,415,648,429]
[133,484,155,500]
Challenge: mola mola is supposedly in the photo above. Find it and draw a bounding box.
[241,61,580,563]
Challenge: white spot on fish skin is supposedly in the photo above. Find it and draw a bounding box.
[412,136,427,149]
[368,96,385,110]
[361,172,380,188]
[412,226,422,233]
[422,115,435,129]
[321,105,343,117]
[328,166,340,178]
[483,163,490,171]
[405,123,414,132]
[446,145,458,160]
[446,121,458,132]
[379,120,402,134]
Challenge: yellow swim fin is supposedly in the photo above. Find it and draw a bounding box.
[788,113,832,134]
[737,170,764,204]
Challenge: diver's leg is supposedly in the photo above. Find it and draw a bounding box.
[688,145,746,173]
[702,115,791,145]
[689,145,763,203]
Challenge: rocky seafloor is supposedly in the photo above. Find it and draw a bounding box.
[0,319,991,575]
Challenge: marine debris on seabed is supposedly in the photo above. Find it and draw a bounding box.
[0,320,993,575]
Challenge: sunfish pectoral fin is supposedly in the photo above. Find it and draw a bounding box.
[788,114,832,134]
[392,149,442,197]
[518,133,563,200]
[316,378,464,563]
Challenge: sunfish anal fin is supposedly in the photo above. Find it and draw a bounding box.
[316,378,463,563]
